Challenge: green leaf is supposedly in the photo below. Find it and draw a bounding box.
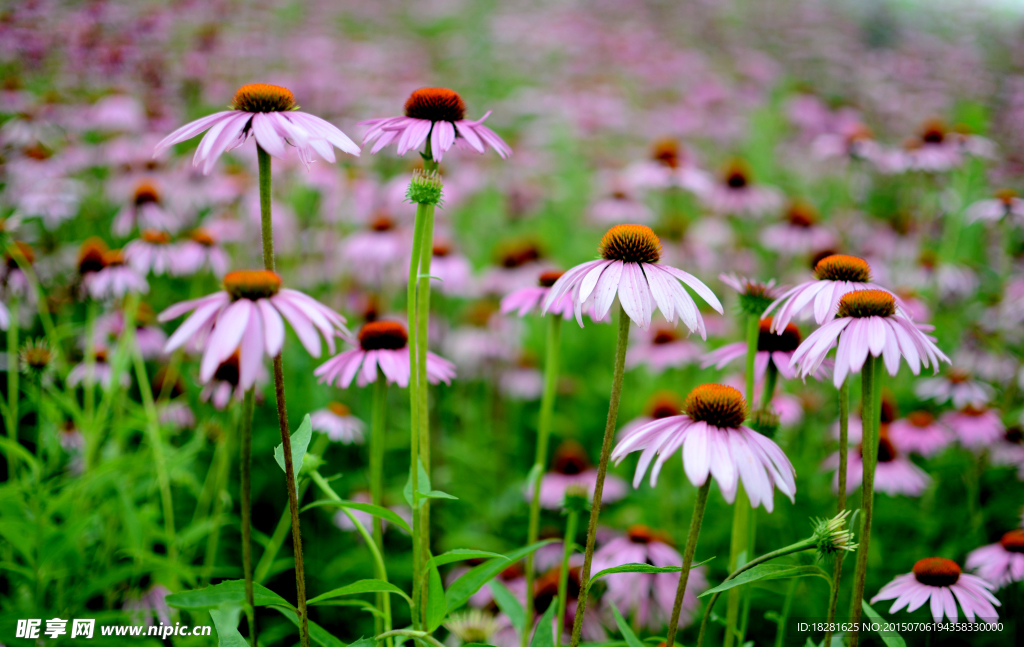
[490,580,525,633]
[423,489,458,501]
[426,559,447,632]
[307,579,412,607]
[209,607,247,647]
[699,564,831,598]
[309,599,384,618]
[275,414,313,475]
[861,600,907,647]
[166,580,293,610]
[445,539,559,612]
[586,557,715,596]
[403,459,457,509]
[269,605,347,647]
[301,499,411,534]
[609,605,645,647]
[427,549,508,570]
[530,600,557,647]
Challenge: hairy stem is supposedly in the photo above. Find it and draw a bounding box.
[848,356,881,646]
[555,508,578,647]
[824,378,849,647]
[416,197,436,625]
[6,297,18,478]
[666,480,712,647]
[240,388,257,646]
[371,371,389,635]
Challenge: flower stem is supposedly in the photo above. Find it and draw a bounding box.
[371,370,389,636]
[240,388,258,646]
[666,479,712,647]
[6,297,18,479]
[773,578,798,647]
[744,314,759,406]
[848,356,881,646]
[555,507,578,647]
[83,300,98,423]
[201,430,231,586]
[523,314,563,647]
[407,199,427,630]
[256,144,309,647]
[823,378,849,647]
[569,305,630,647]
[415,196,436,626]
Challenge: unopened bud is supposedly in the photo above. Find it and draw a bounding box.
[407,169,444,206]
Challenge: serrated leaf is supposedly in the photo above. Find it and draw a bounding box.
[427,549,508,570]
[307,579,412,607]
[490,580,525,633]
[209,606,247,647]
[275,414,313,476]
[699,564,830,598]
[861,600,907,647]
[609,605,644,647]
[301,499,411,534]
[445,539,559,613]
[426,559,447,632]
[530,600,557,647]
[269,605,347,647]
[166,580,293,610]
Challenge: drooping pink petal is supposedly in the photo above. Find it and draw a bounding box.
[154,111,235,157]
[238,309,265,390]
[200,300,252,382]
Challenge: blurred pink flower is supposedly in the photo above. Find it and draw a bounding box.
[887,411,952,458]
[315,320,455,389]
[940,407,1004,450]
[871,558,999,623]
[966,531,1024,589]
[525,440,626,510]
[310,402,365,445]
[824,434,930,497]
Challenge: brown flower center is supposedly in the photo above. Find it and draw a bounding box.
[328,401,351,417]
[103,250,126,267]
[907,411,935,428]
[432,242,451,258]
[685,384,746,429]
[152,366,185,399]
[913,557,960,586]
[996,188,1018,205]
[947,368,970,384]
[723,159,750,189]
[962,405,987,418]
[875,434,897,463]
[814,254,872,283]
[652,327,679,345]
[190,228,216,247]
[785,200,818,228]
[358,321,408,351]
[626,524,672,545]
[837,289,895,318]
[553,440,590,475]
[79,238,109,275]
[651,138,682,169]
[599,224,662,264]
[648,391,684,419]
[231,83,296,113]
[919,118,946,145]
[499,241,542,268]
[1000,530,1024,553]
[6,241,34,268]
[134,182,160,206]
[141,229,171,245]
[371,215,395,232]
[224,270,282,300]
[213,352,240,386]
[404,87,466,122]
[538,270,564,288]
[757,318,801,353]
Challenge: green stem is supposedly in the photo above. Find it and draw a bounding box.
[523,315,562,647]
[823,379,849,647]
[760,363,778,410]
[311,470,392,641]
[555,508,578,647]
[257,145,309,647]
[416,196,436,626]
[848,356,881,647]
[773,578,798,647]
[407,201,428,630]
[201,431,231,586]
[371,371,388,636]
[569,305,630,647]
[84,300,98,423]
[6,297,18,479]
[375,629,444,647]
[697,538,817,647]
[666,480,712,647]
[240,388,258,646]
[744,314,759,406]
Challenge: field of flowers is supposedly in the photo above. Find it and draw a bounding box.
[2,1,1024,646]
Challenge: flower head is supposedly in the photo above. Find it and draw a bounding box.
[871,557,1000,623]
[526,440,626,510]
[154,83,359,174]
[612,384,796,511]
[542,225,722,332]
[966,530,1024,589]
[19,338,54,379]
[812,510,859,561]
[314,320,455,388]
[310,402,365,445]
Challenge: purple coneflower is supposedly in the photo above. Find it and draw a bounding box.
[124,229,175,276]
[502,270,576,320]
[314,320,455,389]
[338,215,409,286]
[428,241,474,296]
[94,303,167,360]
[199,352,267,410]
[791,290,949,388]
[612,384,796,511]
[310,402,365,445]
[915,368,993,410]
[697,159,782,217]
[84,249,149,300]
[966,530,1024,589]
[940,406,1005,449]
[626,323,702,373]
[761,200,836,256]
[542,224,722,331]
[701,317,809,381]
[592,525,708,631]
[588,181,654,225]
[359,87,511,162]
[902,119,963,173]
[67,348,129,388]
[113,180,180,237]
[887,411,951,458]
[624,138,711,194]
[870,557,1000,623]
[966,188,1024,226]
[617,391,687,441]
[159,269,348,390]
[825,432,930,497]
[170,228,230,278]
[154,83,360,174]
[525,440,627,510]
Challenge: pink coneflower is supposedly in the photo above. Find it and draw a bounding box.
[59,420,85,453]
[965,189,1024,226]
[612,384,796,511]
[871,557,1000,623]
[811,122,882,164]
[359,87,511,162]
[761,200,836,256]
[67,349,129,388]
[1,241,33,299]
[887,411,952,458]
[159,270,349,389]
[501,270,576,320]
[124,229,175,276]
[526,440,627,510]
[791,290,949,388]
[902,119,963,173]
[94,303,167,360]
[592,525,708,631]
[314,320,455,389]
[84,249,149,300]
[154,83,360,174]
[966,530,1024,589]
[499,354,543,400]
[337,215,408,286]
[701,317,809,381]
[617,391,687,441]
[623,138,711,194]
[764,254,897,331]
[626,323,702,373]
[588,182,654,225]
[124,584,173,627]
[915,369,993,410]
[542,224,722,331]
[159,400,196,431]
[825,433,930,497]
[113,180,180,237]
[170,228,230,278]
[199,352,268,410]
[310,402,365,444]
[940,406,1005,449]
[480,240,548,296]
[697,159,783,218]
[428,241,474,296]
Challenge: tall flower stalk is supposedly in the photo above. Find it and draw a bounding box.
[5,296,18,477]
[370,369,389,634]
[240,388,258,644]
[823,377,849,647]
